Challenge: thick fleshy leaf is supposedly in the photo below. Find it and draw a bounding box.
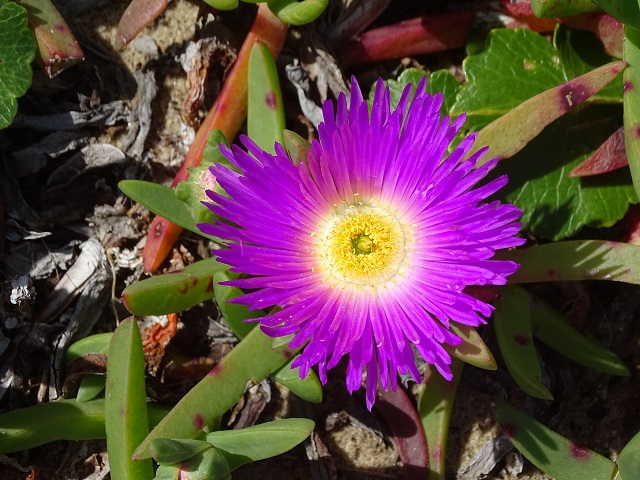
[417,360,464,480]
[114,0,169,51]
[150,438,213,465]
[206,418,315,470]
[498,240,640,284]
[201,0,237,10]
[495,402,617,480]
[493,286,553,400]
[105,318,154,480]
[0,399,168,453]
[375,386,429,480]
[213,270,262,339]
[19,0,84,77]
[0,0,36,129]
[122,258,227,316]
[64,333,112,366]
[268,0,329,26]
[592,0,640,30]
[273,358,323,404]
[569,127,628,177]
[624,25,640,200]
[530,0,600,18]
[445,323,496,370]
[524,287,630,376]
[133,326,298,460]
[213,271,323,403]
[618,430,640,480]
[76,374,107,402]
[469,60,625,164]
[247,41,285,153]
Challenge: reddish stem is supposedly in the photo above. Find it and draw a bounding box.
[142,4,288,272]
[338,11,475,68]
[115,0,170,51]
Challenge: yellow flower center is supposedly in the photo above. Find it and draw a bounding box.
[316,203,411,287]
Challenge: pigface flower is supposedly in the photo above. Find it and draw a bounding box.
[199,77,525,409]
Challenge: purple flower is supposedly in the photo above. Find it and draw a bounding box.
[199,77,525,409]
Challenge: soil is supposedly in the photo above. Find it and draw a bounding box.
[1,1,639,479]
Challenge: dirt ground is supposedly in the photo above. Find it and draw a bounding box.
[1,0,639,479]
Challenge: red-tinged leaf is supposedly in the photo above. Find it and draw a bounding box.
[115,0,169,51]
[376,385,429,480]
[570,127,628,176]
[18,0,84,77]
[621,204,640,245]
[624,25,640,201]
[339,11,475,68]
[499,0,559,32]
[470,60,627,165]
[142,5,288,272]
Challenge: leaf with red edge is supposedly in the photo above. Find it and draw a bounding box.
[115,0,169,51]
[570,127,628,176]
[376,385,429,480]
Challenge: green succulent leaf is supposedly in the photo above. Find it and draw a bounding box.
[133,326,298,460]
[0,399,168,453]
[273,357,323,403]
[118,180,218,241]
[525,288,630,376]
[122,257,228,316]
[64,333,112,366]
[206,418,315,470]
[268,0,328,26]
[618,429,640,480]
[493,286,553,400]
[624,25,640,200]
[417,359,464,480]
[248,41,285,153]
[105,317,154,480]
[499,240,640,284]
[0,0,36,129]
[213,270,262,339]
[445,323,496,370]
[150,438,213,465]
[495,402,617,480]
[76,374,106,402]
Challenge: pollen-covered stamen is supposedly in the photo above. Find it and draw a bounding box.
[317,204,410,286]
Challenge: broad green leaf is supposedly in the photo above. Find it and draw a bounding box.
[273,357,323,403]
[593,0,640,30]
[64,332,112,366]
[445,323,496,370]
[493,286,553,400]
[133,326,298,460]
[202,0,237,10]
[0,399,168,453]
[154,465,180,480]
[489,104,635,240]
[76,374,106,402]
[206,418,314,470]
[268,0,328,26]
[105,318,154,480]
[554,26,622,102]
[213,270,262,339]
[122,257,227,316]
[374,68,461,117]
[176,446,231,480]
[417,359,464,480]
[150,438,213,465]
[618,430,640,480]
[495,402,617,480]
[453,28,566,132]
[0,0,36,129]
[531,0,600,18]
[248,41,285,153]
[118,180,217,241]
[498,240,640,284]
[624,25,640,200]
[524,287,630,376]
